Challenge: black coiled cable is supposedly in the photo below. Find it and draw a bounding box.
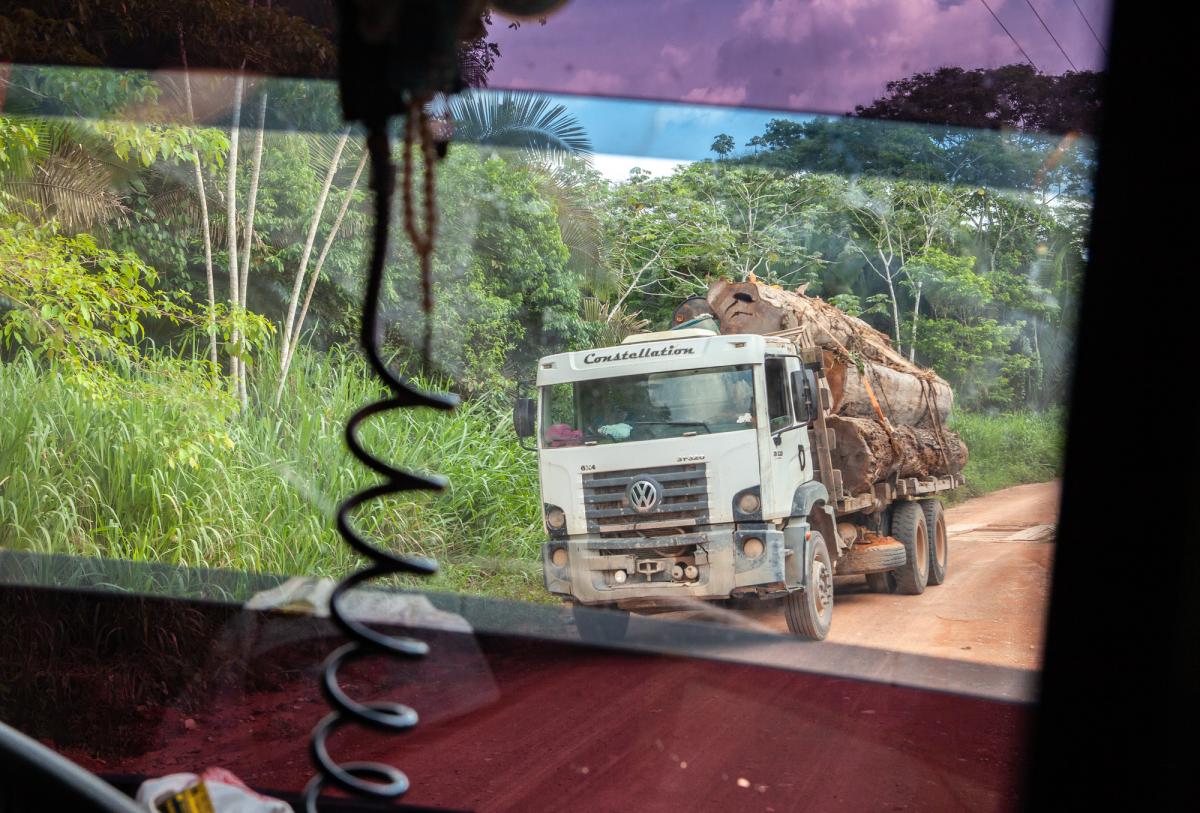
[303,118,458,811]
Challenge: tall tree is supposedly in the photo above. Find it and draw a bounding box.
[239,90,268,311]
[853,64,1102,135]
[274,150,367,404]
[276,126,350,398]
[233,86,268,401]
[179,32,219,375]
[841,179,961,357]
[710,133,735,157]
[225,70,245,408]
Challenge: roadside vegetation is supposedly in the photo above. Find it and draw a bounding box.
[950,410,1065,503]
[1,59,1092,600]
[0,346,547,601]
[1,342,1062,601]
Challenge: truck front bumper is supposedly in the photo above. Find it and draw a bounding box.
[543,527,796,606]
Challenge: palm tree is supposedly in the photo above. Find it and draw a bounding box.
[0,119,129,232]
[447,91,592,156]
[447,90,610,289]
[581,297,650,347]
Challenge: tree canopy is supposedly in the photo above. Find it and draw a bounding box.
[853,64,1102,135]
[2,63,1094,413]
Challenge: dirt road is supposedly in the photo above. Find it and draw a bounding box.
[660,480,1060,671]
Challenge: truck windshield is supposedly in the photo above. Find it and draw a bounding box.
[542,364,754,446]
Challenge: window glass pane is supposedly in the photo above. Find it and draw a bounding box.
[0,57,1093,673]
[1,3,1110,781]
[542,383,580,446]
[542,365,754,444]
[765,358,791,430]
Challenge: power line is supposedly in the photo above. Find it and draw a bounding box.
[977,0,1038,71]
[1072,0,1108,56]
[1024,0,1078,71]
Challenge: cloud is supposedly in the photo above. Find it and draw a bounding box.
[717,0,1081,112]
[660,44,692,70]
[681,84,748,105]
[560,68,627,95]
[592,153,692,182]
[486,0,1111,116]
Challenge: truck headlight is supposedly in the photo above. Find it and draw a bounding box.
[546,507,566,530]
[742,537,765,558]
[551,547,568,567]
[737,491,760,514]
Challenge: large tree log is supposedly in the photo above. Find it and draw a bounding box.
[827,415,968,495]
[708,280,953,427]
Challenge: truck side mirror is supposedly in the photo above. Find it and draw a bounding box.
[513,397,536,439]
[791,370,814,424]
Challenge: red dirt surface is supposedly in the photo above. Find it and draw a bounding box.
[68,634,1029,812]
[748,480,1060,669]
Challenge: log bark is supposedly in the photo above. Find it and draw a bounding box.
[827,415,968,495]
[708,280,953,427]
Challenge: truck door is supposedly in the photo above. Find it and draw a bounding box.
[763,356,813,518]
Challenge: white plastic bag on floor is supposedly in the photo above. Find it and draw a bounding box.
[136,767,291,812]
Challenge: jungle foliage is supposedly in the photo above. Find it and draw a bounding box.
[1,61,1090,584]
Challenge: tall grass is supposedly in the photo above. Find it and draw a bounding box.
[1,348,1066,601]
[950,409,1065,500]
[0,347,547,601]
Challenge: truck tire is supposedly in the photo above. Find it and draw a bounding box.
[922,499,948,586]
[865,572,897,593]
[835,539,907,574]
[573,605,630,643]
[891,501,929,595]
[784,531,833,640]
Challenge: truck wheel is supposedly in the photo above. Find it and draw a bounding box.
[865,572,897,593]
[836,539,907,574]
[891,501,929,595]
[922,499,949,586]
[573,605,630,643]
[784,531,833,640]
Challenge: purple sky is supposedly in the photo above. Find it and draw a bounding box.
[488,0,1111,114]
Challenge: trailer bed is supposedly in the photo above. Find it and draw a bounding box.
[835,474,966,516]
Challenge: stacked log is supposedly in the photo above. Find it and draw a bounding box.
[706,280,967,495]
[826,416,968,495]
[708,279,953,426]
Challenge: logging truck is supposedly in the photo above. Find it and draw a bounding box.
[513,317,965,641]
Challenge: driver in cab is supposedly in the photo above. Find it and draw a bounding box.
[591,406,633,441]
[580,379,636,441]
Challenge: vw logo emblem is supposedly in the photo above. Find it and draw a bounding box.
[627,478,661,512]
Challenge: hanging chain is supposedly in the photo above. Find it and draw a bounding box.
[401,99,439,370]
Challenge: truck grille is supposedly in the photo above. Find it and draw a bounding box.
[582,463,710,533]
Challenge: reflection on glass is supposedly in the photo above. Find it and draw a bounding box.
[542,365,754,445]
[1,55,1089,674]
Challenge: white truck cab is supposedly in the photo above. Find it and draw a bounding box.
[513,327,960,641]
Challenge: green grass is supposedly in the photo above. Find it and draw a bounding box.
[950,408,1065,502]
[0,348,547,602]
[1,349,1065,600]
